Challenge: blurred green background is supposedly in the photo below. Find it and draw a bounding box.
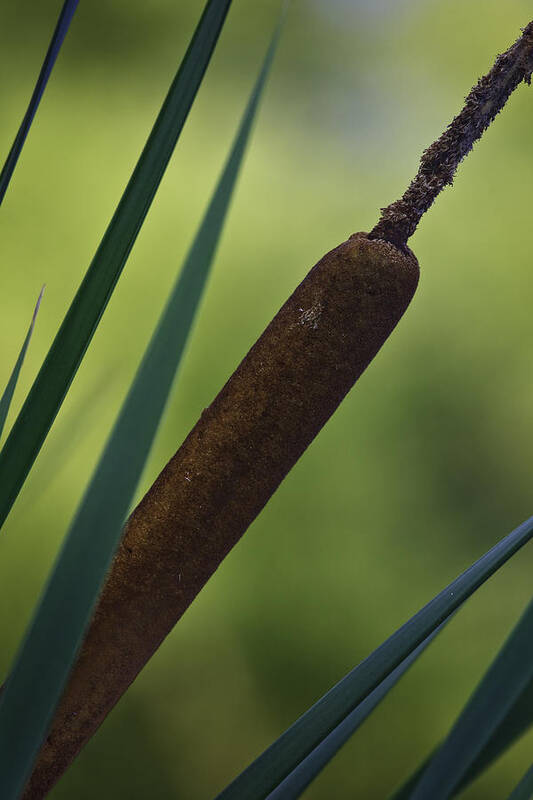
[1,0,533,797]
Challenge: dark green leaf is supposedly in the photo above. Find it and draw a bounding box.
[507,765,533,800]
[0,287,44,443]
[0,0,232,530]
[0,0,78,206]
[407,597,533,800]
[390,757,430,800]
[266,622,446,800]
[0,24,280,800]
[468,681,533,784]
[216,514,533,800]
[391,600,533,800]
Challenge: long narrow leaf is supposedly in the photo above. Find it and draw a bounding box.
[508,765,533,800]
[216,515,533,800]
[266,623,447,800]
[0,0,78,206]
[391,608,533,799]
[0,0,232,530]
[0,287,44,442]
[467,681,533,783]
[0,26,280,800]
[408,597,533,800]
[390,756,431,800]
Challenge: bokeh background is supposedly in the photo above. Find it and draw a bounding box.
[1,0,533,797]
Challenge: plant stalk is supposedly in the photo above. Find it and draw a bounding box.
[369,20,533,248]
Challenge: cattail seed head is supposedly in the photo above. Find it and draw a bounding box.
[22,233,418,798]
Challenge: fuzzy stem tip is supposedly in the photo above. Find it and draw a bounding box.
[369,20,533,248]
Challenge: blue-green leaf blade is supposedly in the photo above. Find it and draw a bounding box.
[507,765,533,800]
[390,603,533,800]
[0,0,78,206]
[266,623,446,800]
[389,757,432,800]
[0,23,280,800]
[0,0,232,531]
[216,515,533,800]
[468,681,533,783]
[0,287,44,443]
[407,597,533,800]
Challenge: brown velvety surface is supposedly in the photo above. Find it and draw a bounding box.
[23,233,418,798]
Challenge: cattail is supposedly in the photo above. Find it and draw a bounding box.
[22,19,533,799]
[22,233,418,797]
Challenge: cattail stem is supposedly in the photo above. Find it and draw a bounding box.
[369,20,533,248]
[22,234,418,797]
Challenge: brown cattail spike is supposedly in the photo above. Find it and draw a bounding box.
[21,19,533,798]
[370,20,533,249]
[22,233,418,798]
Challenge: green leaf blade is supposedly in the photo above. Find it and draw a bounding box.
[467,681,533,785]
[266,623,445,800]
[0,287,44,443]
[390,598,533,800]
[0,0,233,531]
[507,765,533,800]
[0,0,78,206]
[407,597,533,800]
[216,515,533,800]
[0,22,281,800]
